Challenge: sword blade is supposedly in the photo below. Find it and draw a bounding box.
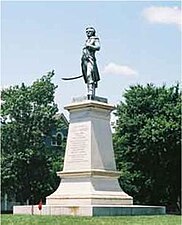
[61,75,83,81]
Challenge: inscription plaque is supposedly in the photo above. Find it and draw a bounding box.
[65,123,90,168]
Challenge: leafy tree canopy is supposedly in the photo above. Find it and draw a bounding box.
[113,83,181,213]
[1,71,64,204]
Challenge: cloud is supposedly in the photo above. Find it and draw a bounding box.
[102,62,138,76]
[142,6,181,28]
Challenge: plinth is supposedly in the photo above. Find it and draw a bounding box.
[46,99,133,206]
[13,98,165,216]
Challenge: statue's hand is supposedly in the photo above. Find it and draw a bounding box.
[85,45,91,50]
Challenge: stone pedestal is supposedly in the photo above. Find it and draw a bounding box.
[46,99,133,205]
[13,98,166,216]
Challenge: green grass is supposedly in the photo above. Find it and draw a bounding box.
[1,215,181,225]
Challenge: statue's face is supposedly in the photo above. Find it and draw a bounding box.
[86,29,94,38]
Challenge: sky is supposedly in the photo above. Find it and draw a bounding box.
[1,1,181,120]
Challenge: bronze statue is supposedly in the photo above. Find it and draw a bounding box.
[81,27,100,98]
[62,27,101,99]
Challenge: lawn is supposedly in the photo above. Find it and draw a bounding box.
[1,215,181,225]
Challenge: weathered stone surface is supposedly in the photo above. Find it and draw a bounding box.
[13,205,166,216]
[46,100,133,206]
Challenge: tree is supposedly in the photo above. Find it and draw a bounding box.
[1,71,65,205]
[113,83,181,213]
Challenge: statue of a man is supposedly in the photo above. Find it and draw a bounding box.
[81,27,100,99]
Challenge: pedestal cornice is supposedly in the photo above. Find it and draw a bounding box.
[64,100,115,112]
[57,169,121,178]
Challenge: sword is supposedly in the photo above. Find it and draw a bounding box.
[61,75,83,81]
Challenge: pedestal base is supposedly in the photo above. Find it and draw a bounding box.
[45,100,133,207]
[13,205,166,216]
[46,169,133,206]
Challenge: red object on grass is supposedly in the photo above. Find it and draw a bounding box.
[38,199,42,210]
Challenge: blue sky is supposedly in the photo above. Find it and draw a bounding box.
[1,1,181,118]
